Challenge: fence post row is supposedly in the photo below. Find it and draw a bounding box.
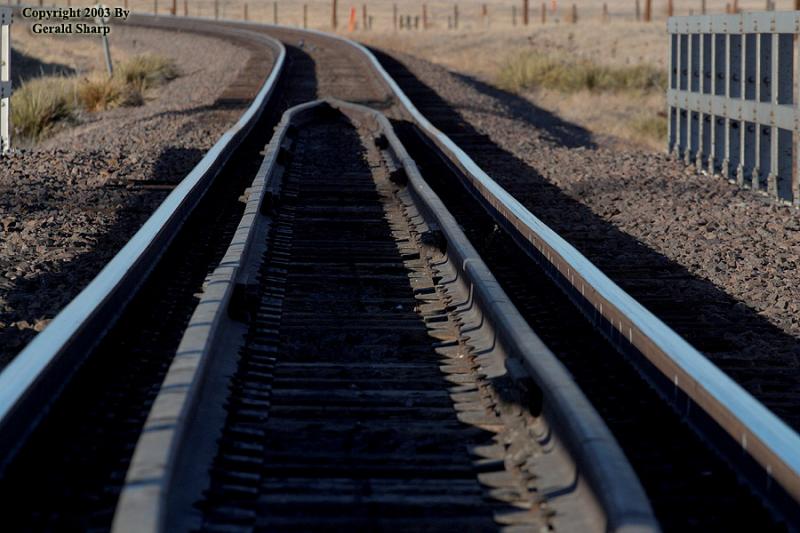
[0,7,11,155]
[668,13,799,205]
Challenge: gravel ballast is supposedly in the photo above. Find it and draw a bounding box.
[372,50,800,430]
[0,25,270,367]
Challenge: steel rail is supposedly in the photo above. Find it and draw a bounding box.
[227,20,800,511]
[0,9,797,522]
[112,97,658,532]
[358,38,800,511]
[342,30,800,506]
[0,24,286,471]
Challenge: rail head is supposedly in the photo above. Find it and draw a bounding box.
[0,23,286,472]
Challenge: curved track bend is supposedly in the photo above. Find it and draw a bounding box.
[0,13,796,532]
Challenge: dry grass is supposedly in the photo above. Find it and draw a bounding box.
[12,55,179,143]
[116,54,180,93]
[78,55,177,112]
[11,77,78,143]
[496,51,666,93]
[77,75,126,112]
[360,22,671,150]
[630,113,668,143]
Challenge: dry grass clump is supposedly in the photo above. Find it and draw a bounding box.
[116,54,179,93]
[79,55,178,112]
[77,76,138,111]
[630,113,668,143]
[11,76,78,143]
[497,51,666,94]
[11,54,179,143]
[77,75,125,112]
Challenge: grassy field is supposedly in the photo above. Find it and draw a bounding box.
[122,0,784,150]
[10,21,178,144]
[12,22,138,84]
[13,0,796,148]
[357,21,670,149]
[123,0,800,29]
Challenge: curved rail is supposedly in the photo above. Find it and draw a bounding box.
[0,25,286,471]
[1,10,798,525]
[216,17,800,513]
[112,97,658,532]
[311,26,800,509]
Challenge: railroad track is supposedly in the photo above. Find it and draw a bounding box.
[0,13,797,532]
[110,98,651,532]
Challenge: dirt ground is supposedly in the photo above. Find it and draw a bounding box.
[1,23,262,366]
[359,21,669,149]
[12,20,157,83]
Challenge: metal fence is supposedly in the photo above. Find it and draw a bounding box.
[1,7,10,155]
[667,13,799,204]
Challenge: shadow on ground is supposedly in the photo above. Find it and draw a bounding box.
[11,48,76,84]
[369,47,800,432]
[453,71,596,149]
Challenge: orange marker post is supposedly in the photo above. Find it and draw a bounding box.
[348,6,357,31]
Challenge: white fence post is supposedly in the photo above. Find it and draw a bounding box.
[0,7,11,155]
[667,12,800,205]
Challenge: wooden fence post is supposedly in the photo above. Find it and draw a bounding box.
[666,0,673,17]
[422,4,428,29]
[183,0,187,15]
[700,0,706,14]
[273,1,278,23]
[362,4,367,29]
[644,0,651,21]
[332,0,337,29]
[481,3,487,27]
[541,2,546,23]
[244,3,248,20]
[171,0,176,15]
[154,0,157,14]
[635,0,640,21]
[214,0,219,20]
[523,0,529,25]
[571,3,577,23]
[303,4,308,27]
[454,4,459,29]
[602,3,608,21]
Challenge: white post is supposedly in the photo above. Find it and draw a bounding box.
[96,5,113,76]
[0,7,11,155]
